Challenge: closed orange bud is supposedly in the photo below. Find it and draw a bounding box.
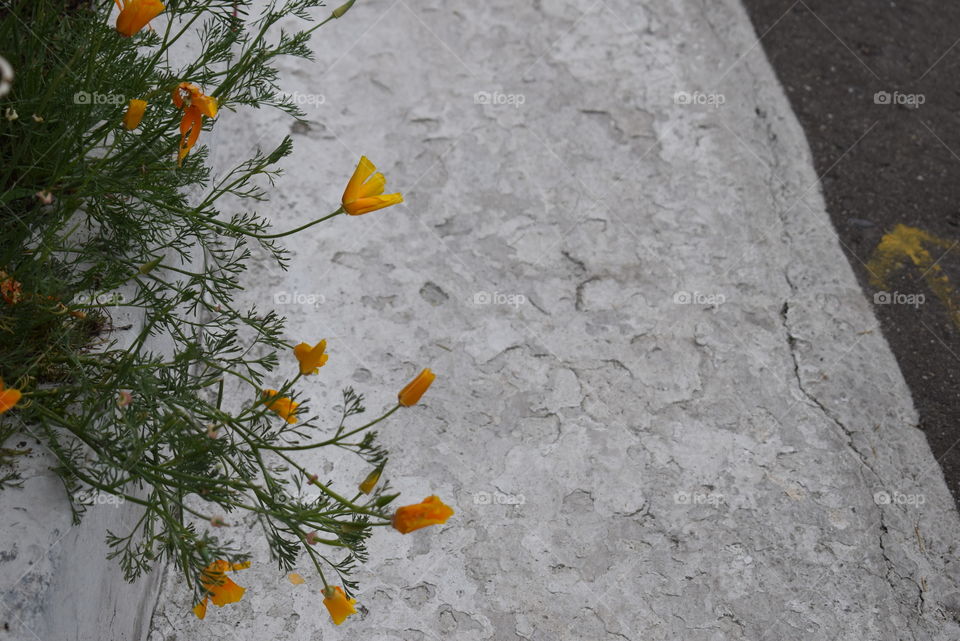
[123,99,147,130]
[398,368,435,407]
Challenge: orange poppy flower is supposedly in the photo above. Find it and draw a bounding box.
[398,368,435,407]
[341,156,403,215]
[392,495,454,534]
[0,380,22,414]
[171,83,218,166]
[192,559,250,620]
[293,340,329,375]
[115,0,165,37]
[322,585,357,625]
[262,389,299,423]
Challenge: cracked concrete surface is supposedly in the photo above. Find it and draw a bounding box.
[147,0,960,639]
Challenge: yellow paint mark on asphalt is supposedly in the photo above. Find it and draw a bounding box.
[865,224,960,327]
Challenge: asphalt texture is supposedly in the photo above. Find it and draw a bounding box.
[740,0,960,508]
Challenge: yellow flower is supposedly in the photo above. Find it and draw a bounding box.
[398,368,435,407]
[293,340,329,375]
[0,380,22,415]
[115,0,165,37]
[192,559,250,620]
[322,585,357,625]
[392,495,454,534]
[262,390,299,423]
[341,156,403,215]
[288,573,305,585]
[123,99,147,130]
[171,83,218,166]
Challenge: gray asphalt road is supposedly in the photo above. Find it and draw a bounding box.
[741,0,960,511]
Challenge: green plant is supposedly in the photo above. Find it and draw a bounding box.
[0,0,448,624]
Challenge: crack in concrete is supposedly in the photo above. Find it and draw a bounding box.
[778,299,928,629]
[779,301,883,485]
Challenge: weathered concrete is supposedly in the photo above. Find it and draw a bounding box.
[0,304,162,641]
[141,0,959,639]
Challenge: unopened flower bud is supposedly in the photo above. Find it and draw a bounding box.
[375,492,400,507]
[358,463,383,494]
[332,0,355,18]
[139,257,162,273]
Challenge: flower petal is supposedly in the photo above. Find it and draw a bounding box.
[341,156,377,205]
[392,495,454,534]
[116,0,164,36]
[354,172,386,199]
[323,586,358,625]
[192,597,208,620]
[343,193,404,216]
[0,388,22,414]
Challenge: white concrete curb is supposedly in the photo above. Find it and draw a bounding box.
[148,0,960,638]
